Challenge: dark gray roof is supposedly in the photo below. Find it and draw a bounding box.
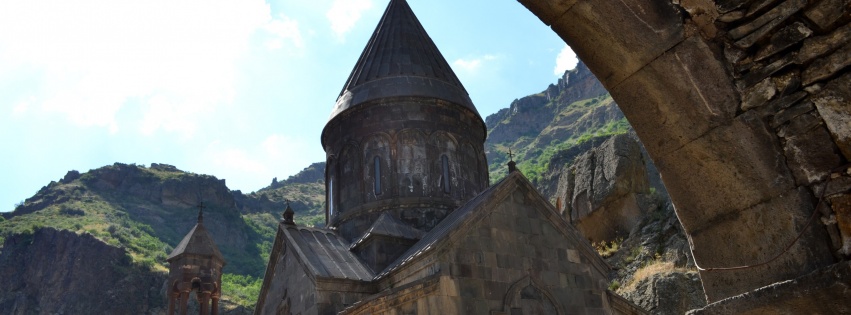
[167,223,225,263]
[283,225,375,281]
[350,213,425,249]
[328,0,479,122]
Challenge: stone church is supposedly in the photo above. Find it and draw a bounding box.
[254,0,645,314]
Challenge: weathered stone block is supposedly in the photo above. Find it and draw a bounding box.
[754,22,813,61]
[550,0,683,88]
[690,187,834,302]
[777,112,822,138]
[714,0,754,13]
[772,69,802,96]
[804,0,849,30]
[758,90,808,121]
[830,194,851,256]
[803,42,851,85]
[812,73,851,159]
[796,23,851,65]
[655,110,794,233]
[731,0,807,48]
[610,37,738,157]
[771,99,814,128]
[782,124,843,186]
[741,77,777,111]
[739,54,795,88]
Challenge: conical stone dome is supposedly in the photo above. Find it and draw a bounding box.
[328,0,479,123]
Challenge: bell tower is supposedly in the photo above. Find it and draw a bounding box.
[166,204,226,315]
[321,0,489,242]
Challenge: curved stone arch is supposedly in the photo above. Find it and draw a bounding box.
[190,277,202,292]
[337,143,363,213]
[458,141,484,196]
[362,132,393,200]
[498,275,564,315]
[428,131,460,196]
[397,129,429,197]
[519,0,843,302]
[428,130,459,151]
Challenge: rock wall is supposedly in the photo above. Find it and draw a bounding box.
[486,62,609,145]
[555,134,650,242]
[0,228,167,314]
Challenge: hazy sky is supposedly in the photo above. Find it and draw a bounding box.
[0,0,577,211]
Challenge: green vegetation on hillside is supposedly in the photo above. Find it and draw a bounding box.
[487,94,631,184]
[221,273,263,307]
[0,163,286,310]
[0,197,172,270]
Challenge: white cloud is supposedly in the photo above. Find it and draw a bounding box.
[327,0,373,40]
[453,55,498,73]
[0,0,277,137]
[554,45,579,75]
[264,14,304,50]
[12,97,33,116]
[203,134,321,191]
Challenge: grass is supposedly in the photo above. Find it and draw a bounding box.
[593,237,623,258]
[220,273,263,307]
[622,260,677,292]
[618,254,696,293]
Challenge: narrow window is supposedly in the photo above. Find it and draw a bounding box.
[441,155,450,193]
[328,177,334,219]
[373,156,382,195]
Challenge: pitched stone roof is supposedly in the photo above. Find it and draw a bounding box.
[283,225,375,281]
[329,0,478,122]
[350,213,426,249]
[167,222,225,263]
[375,171,611,279]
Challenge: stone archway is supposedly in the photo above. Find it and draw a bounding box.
[516,0,849,304]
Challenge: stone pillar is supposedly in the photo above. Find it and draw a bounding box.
[199,291,211,315]
[211,295,220,315]
[167,291,179,315]
[179,291,190,315]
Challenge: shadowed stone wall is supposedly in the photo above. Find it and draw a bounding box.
[518,0,850,304]
[323,97,489,242]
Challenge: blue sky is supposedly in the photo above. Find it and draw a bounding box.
[0,0,577,212]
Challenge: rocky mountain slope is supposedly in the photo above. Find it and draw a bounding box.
[0,162,326,314]
[485,62,628,184]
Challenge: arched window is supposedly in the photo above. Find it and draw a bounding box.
[373,156,382,195]
[441,154,450,193]
[328,177,335,219]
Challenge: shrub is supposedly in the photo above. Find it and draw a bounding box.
[593,238,623,258]
[59,206,85,216]
[608,280,621,292]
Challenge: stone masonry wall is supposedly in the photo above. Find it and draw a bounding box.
[345,181,642,314]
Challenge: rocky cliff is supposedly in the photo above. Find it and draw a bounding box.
[554,134,650,243]
[0,228,166,314]
[484,61,627,183]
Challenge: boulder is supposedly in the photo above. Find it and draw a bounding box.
[556,134,650,242]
